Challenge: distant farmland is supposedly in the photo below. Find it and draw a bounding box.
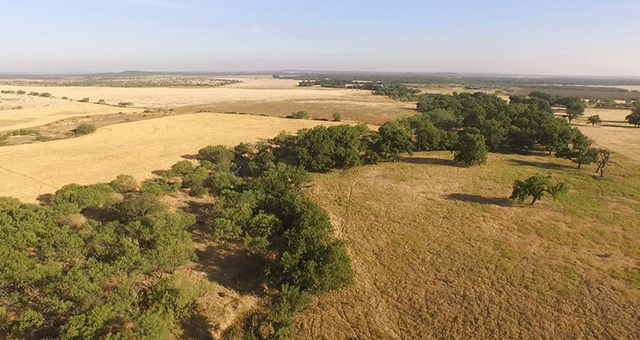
[511,86,640,100]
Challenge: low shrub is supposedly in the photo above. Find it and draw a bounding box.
[73,123,96,135]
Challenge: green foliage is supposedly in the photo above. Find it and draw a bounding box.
[182,167,209,197]
[587,115,602,126]
[510,175,567,205]
[289,110,310,119]
[207,160,353,293]
[115,193,167,222]
[73,123,96,135]
[205,171,245,194]
[52,183,116,212]
[453,130,488,166]
[234,142,252,155]
[405,113,456,151]
[140,179,179,196]
[373,121,414,161]
[197,145,234,170]
[562,97,587,123]
[110,174,138,193]
[169,160,195,177]
[556,138,600,169]
[416,92,582,153]
[372,83,421,101]
[595,98,618,109]
[0,180,197,338]
[626,103,640,127]
[417,93,463,112]
[332,113,342,122]
[274,125,367,171]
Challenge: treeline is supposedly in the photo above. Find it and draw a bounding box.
[279,72,640,87]
[298,79,385,90]
[299,79,421,101]
[298,79,351,88]
[231,92,592,172]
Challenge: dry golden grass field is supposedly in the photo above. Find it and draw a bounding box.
[0,112,339,203]
[296,151,640,339]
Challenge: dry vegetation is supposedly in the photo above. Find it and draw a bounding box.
[296,151,640,339]
[0,112,341,202]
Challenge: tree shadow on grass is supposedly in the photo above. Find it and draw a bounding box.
[445,193,512,207]
[400,156,459,167]
[182,154,200,160]
[195,242,268,295]
[509,159,572,170]
[183,200,212,225]
[151,169,170,177]
[181,313,214,340]
[600,123,639,129]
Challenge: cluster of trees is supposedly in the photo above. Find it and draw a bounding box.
[414,92,585,154]
[0,177,202,339]
[0,90,16,94]
[153,144,355,338]
[117,101,134,107]
[264,92,596,171]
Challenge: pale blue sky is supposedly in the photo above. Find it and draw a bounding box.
[1,0,639,76]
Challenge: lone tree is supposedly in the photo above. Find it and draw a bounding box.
[595,149,612,178]
[452,129,488,166]
[556,137,599,169]
[626,103,640,127]
[510,175,567,205]
[587,115,602,126]
[564,97,587,123]
[73,123,96,135]
[290,110,310,119]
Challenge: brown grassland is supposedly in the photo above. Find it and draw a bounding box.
[296,151,640,339]
[1,77,640,339]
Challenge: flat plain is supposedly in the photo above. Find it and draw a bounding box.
[1,76,639,339]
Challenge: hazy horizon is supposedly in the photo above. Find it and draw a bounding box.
[2,0,640,77]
